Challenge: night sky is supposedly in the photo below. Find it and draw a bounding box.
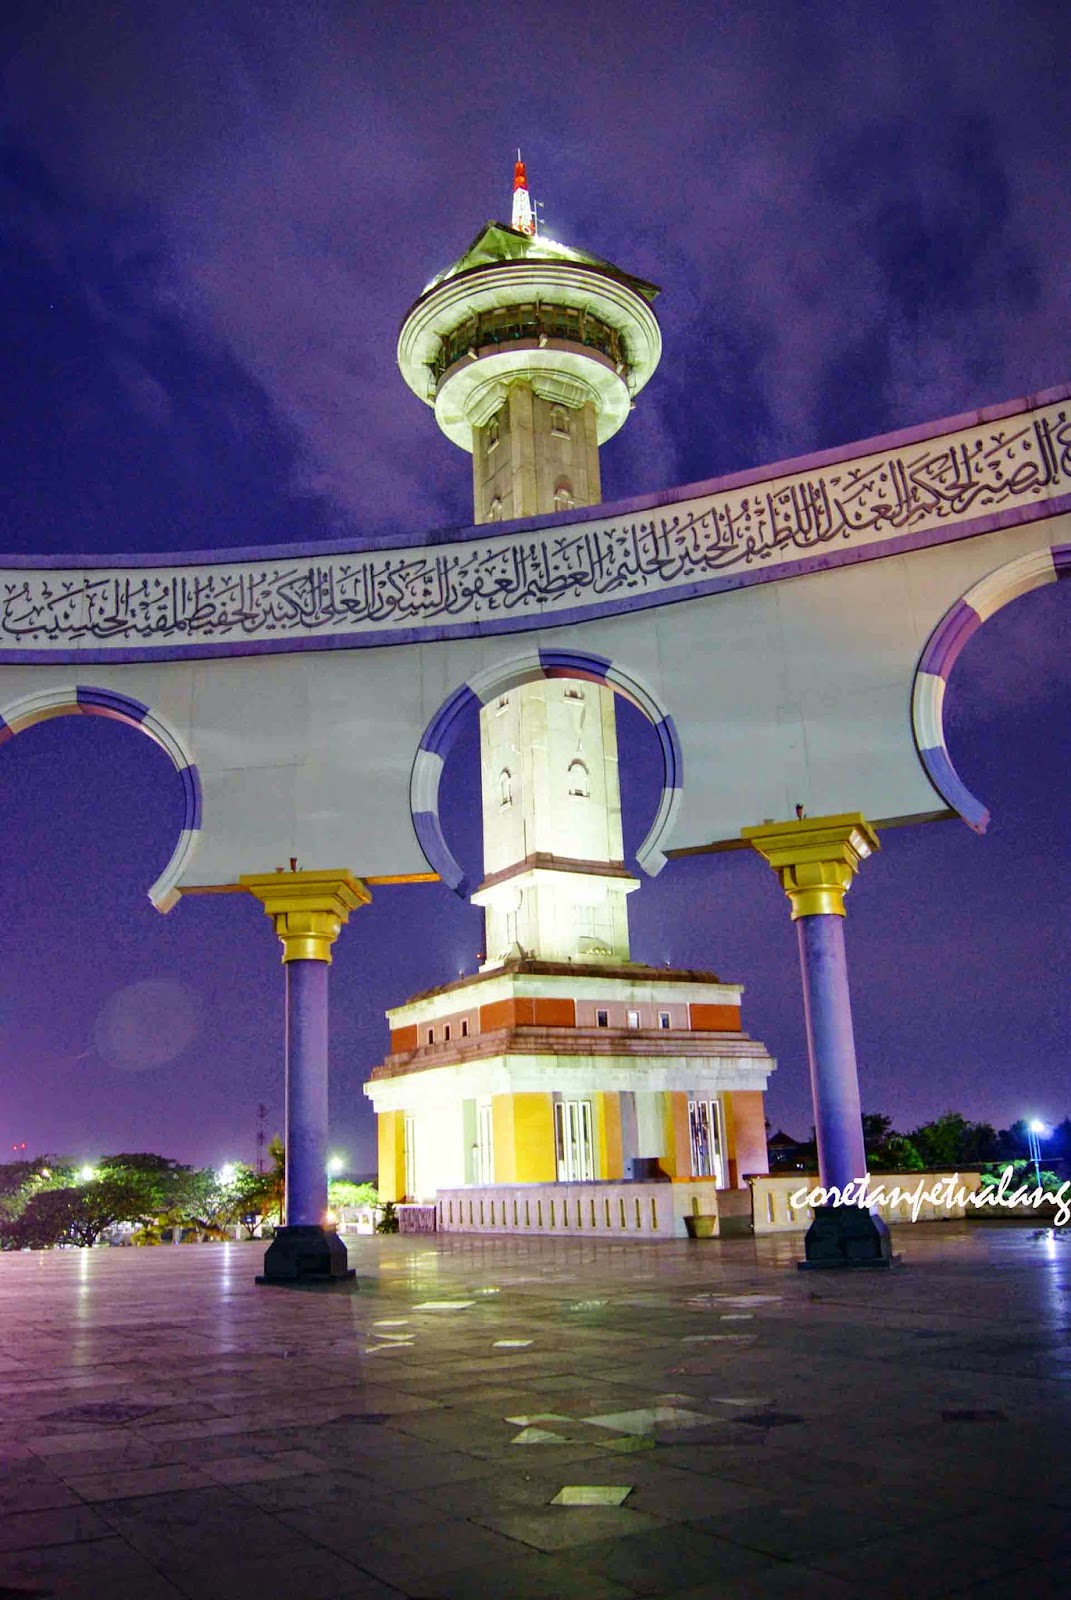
[0,2,1068,1173]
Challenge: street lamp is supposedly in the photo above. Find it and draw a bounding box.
[1027,1121,1047,1188]
[78,1166,96,1183]
[326,1155,344,1177]
[217,1163,237,1186]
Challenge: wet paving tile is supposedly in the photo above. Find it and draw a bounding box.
[0,1228,1065,1597]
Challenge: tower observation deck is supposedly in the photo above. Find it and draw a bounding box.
[397,158,661,525]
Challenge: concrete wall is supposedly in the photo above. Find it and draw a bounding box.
[751,1170,984,1232]
[436,1178,721,1239]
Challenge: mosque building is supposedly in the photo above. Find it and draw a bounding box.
[363,161,774,1235]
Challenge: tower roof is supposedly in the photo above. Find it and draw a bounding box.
[420,220,660,304]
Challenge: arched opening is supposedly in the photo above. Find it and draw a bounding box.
[912,544,1071,832]
[0,686,200,909]
[409,648,681,897]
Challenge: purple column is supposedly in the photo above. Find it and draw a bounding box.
[284,958,329,1227]
[796,913,867,1191]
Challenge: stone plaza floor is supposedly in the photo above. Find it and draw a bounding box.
[0,1224,1068,1599]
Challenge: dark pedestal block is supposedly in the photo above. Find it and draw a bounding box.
[798,1204,899,1270]
[255,1225,356,1287]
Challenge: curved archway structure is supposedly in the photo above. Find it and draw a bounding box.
[0,685,201,912]
[912,543,1071,832]
[410,648,682,897]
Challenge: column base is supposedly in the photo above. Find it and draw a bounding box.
[797,1204,899,1271]
[255,1225,357,1288]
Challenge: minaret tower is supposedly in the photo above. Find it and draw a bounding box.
[398,160,661,970]
[367,165,773,1223]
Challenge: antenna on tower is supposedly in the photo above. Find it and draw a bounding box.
[511,152,536,237]
[255,1102,266,1174]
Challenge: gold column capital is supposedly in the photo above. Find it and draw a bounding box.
[741,813,879,919]
[240,869,371,962]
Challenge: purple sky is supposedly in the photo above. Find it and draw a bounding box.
[0,3,1068,1171]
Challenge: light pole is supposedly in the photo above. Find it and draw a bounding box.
[1027,1120,1046,1188]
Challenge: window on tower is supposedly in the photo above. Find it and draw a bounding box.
[499,769,512,808]
[567,759,590,797]
[550,404,570,437]
[488,496,503,522]
[487,415,500,451]
[554,480,575,512]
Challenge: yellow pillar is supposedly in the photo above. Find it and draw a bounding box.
[595,1092,623,1180]
[662,1091,692,1178]
[492,1093,556,1183]
[377,1111,406,1203]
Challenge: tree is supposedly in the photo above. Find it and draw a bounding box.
[146,1163,275,1241]
[329,1180,378,1211]
[862,1113,894,1150]
[259,1136,285,1227]
[0,1158,75,1225]
[98,1153,192,1213]
[4,1174,160,1249]
[909,1112,1001,1168]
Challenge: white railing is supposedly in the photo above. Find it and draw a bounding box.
[435,1180,722,1239]
[750,1170,984,1233]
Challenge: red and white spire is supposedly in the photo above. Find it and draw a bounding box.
[511,151,536,237]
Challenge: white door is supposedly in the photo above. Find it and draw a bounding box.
[688,1099,726,1186]
[476,1102,494,1186]
[403,1114,417,1200]
[555,1100,595,1181]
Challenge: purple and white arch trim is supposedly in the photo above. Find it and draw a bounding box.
[409,648,682,897]
[912,543,1071,831]
[0,685,202,912]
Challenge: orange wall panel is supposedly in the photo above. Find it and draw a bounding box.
[689,1003,741,1032]
[390,1024,418,1054]
[480,998,517,1032]
[727,1090,769,1184]
[479,996,576,1032]
[532,997,576,1027]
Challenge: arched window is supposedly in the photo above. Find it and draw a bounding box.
[554,480,574,513]
[550,404,570,438]
[487,415,500,451]
[488,496,503,522]
[499,769,512,807]
[564,685,584,702]
[567,759,589,797]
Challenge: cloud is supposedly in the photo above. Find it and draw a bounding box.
[1,0,1069,543]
